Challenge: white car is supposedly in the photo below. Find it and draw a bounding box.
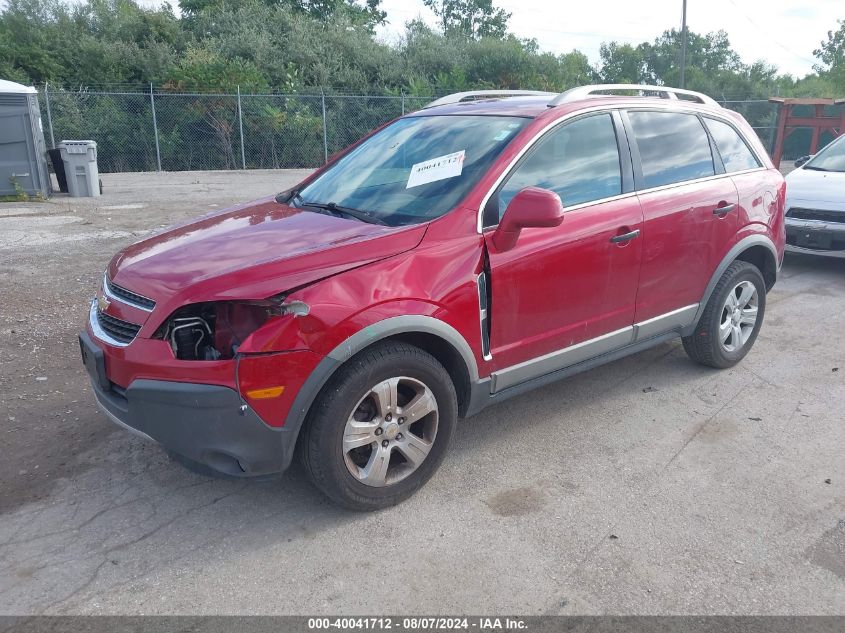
[784,134,845,257]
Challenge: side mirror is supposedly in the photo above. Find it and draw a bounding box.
[491,186,564,252]
[794,155,813,168]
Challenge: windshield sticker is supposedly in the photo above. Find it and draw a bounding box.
[493,130,513,141]
[406,150,465,188]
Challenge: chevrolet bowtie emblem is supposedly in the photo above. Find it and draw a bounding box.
[97,294,110,312]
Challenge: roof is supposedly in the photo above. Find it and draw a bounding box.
[0,79,37,94]
[412,85,723,118]
[407,96,554,117]
[409,94,726,119]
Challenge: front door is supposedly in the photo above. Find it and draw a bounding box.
[482,112,643,387]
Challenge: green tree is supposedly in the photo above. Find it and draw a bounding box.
[422,0,510,39]
[0,0,183,85]
[640,29,743,85]
[3,0,838,174]
[165,48,269,92]
[814,19,845,91]
[596,28,787,100]
[814,19,845,70]
[597,42,647,83]
[0,0,71,83]
[180,0,385,31]
[294,0,386,28]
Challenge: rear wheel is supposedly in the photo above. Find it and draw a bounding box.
[682,260,766,368]
[299,341,457,510]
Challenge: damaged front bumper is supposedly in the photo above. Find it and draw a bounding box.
[79,330,297,477]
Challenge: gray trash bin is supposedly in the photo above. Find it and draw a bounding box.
[58,140,100,197]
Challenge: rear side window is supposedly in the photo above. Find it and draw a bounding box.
[495,113,622,220]
[705,118,761,172]
[628,111,715,189]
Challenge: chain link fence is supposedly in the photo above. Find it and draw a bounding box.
[39,85,786,174]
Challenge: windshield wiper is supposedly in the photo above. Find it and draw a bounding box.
[803,165,830,172]
[297,199,387,225]
[275,188,300,204]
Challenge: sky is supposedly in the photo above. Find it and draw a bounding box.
[374,0,842,77]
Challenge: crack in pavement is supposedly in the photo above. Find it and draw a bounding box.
[35,483,251,614]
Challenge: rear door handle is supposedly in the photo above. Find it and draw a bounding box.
[714,203,736,216]
[610,229,640,243]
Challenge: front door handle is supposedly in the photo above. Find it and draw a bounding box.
[713,203,736,216]
[610,229,640,244]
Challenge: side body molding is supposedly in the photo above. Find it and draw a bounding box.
[684,233,778,336]
[283,315,480,433]
[488,303,700,394]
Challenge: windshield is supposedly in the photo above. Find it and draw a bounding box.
[805,135,845,172]
[294,115,530,226]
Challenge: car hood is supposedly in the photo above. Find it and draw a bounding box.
[108,196,427,307]
[785,167,845,210]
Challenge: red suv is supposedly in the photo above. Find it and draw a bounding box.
[80,84,785,510]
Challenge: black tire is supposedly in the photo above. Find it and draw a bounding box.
[298,341,457,511]
[682,260,766,369]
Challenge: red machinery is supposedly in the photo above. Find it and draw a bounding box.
[769,97,845,167]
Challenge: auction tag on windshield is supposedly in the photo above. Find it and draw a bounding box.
[406,150,465,188]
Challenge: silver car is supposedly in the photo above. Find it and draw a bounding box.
[784,134,845,258]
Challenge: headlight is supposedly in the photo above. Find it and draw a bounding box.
[155,298,309,360]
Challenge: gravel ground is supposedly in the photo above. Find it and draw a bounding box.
[0,170,843,615]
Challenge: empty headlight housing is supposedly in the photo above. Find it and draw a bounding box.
[155,297,309,360]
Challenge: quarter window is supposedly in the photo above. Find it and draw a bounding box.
[705,118,761,172]
[628,111,715,189]
[493,113,622,222]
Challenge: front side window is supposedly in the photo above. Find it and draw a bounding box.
[493,113,622,222]
[628,111,715,189]
[295,115,529,226]
[705,118,761,172]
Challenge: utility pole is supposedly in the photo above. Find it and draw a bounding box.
[679,0,688,88]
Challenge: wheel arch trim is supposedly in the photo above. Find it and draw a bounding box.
[283,315,479,437]
[686,234,777,335]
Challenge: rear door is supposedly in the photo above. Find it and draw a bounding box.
[624,109,739,326]
[702,116,772,253]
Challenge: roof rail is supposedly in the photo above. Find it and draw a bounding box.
[549,84,720,108]
[424,90,555,109]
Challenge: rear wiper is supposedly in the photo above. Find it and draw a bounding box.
[298,200,387,225]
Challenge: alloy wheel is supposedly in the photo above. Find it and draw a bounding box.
[342,376,439,487]
[719,280,759,352]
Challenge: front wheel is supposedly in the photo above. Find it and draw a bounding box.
[682,260,766,369]
[299,341,457,511]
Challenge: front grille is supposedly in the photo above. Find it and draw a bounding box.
[786,207,845,224]
[96,310,141,344]
[105,277,156,310]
